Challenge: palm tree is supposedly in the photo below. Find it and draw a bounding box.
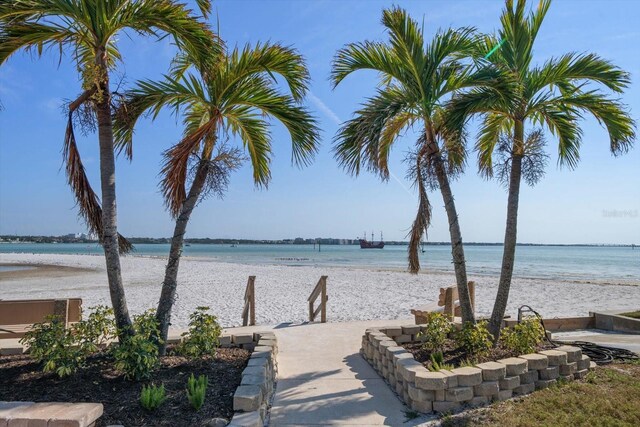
[331,7,490,324]
[0,0,216,335]
[116,42,320,353]
[448,0,636,339]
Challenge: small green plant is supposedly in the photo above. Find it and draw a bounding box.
[140,384,166,411]
[455,321,493,356]
[416,312,453,352]
[428,351,454,372]
[404,409,420,421]
[186,373,208,411]
[20,315,87,378]
[500,317,545,355]
[177,307,222,359]
[74,305,116,352]
[112,310,161,380]
[458,357,478,368]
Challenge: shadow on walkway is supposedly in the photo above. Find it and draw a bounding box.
[270,352,431,426]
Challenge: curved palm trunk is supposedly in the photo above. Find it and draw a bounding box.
[488,120,524,341]
[95,53,132,336]
[426,130,475,324]
[156,159,210,355]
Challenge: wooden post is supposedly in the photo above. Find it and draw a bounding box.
[444,287,455,320]
[320,276,327,323]
[308,275,328,323]
[249,276,256,326]
[242,276,256,326]
[468,281,476,317]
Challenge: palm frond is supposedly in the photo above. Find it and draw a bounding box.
[160,119,216,217]
[527,53,631,98]
[225,107,272,187]
[554,91,636,156]
[64,94,132,253]
[225,42,310,102]
[407,148,431,273]
[332,85,414,177]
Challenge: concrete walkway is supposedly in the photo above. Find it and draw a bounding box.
[225,319,433,427]
[552,329,640,354]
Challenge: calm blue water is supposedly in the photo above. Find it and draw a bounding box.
[0,242,638,284]
[0,265,36,272]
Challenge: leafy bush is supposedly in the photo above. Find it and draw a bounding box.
[416,312,453,352]
[20,315,87,378]
[74,305,116,352]
[500,317,545,354]
[186,373,208,411]
[177,307,222,359]
[455,321,493,356]
[428,351,454,372]
[112,310,161,380]
[140,384,166,411]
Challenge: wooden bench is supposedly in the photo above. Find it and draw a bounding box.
[0,298,82,339]
[411,282,475,322]
[0,401,103,427]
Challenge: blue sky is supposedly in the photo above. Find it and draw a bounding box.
[0,0,638,244]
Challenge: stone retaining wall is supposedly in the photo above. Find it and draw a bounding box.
[229,331,278,427]
[361,325,594,414]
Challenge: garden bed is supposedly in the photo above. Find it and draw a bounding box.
[0,347,249,426]
[361,323,594,415]
[402,339,554,371]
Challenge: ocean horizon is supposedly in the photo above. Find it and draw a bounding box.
[1,242,637,286]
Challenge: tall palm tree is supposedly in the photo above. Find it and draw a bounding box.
[331,7,490,324]
[0,0,216,335]
[448,0,636,339]
[116,42,320,353]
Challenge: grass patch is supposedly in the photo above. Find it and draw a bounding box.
[445,364,640,427]
[403,409,420,422]
[620,310,640,319]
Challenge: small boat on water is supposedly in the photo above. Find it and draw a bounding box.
[359,231,384,249]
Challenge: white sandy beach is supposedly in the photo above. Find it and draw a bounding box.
[1,252,638,328]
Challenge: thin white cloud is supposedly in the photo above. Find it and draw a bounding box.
[308,92,342,126]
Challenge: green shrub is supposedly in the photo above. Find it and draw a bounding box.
[500,317,545,355]
[112,310,161,380]
[20,315,87,378]
[140,384,166,411]
[186,373,208,411]
[74,305,116,352]
[177,307,222,359]
[416,312,453,352]
[455,321,493,356]
[428,351,454,372]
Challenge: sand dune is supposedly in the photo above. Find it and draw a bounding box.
[1,252,638,328]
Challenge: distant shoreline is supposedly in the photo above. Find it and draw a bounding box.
[0,238,636,248]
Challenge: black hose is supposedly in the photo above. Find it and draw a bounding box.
[516,305,640,365]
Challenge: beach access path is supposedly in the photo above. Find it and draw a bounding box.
[225,319,433,426]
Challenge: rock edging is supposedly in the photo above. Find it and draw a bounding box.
[228,331,278,427]
[361,325,594,414]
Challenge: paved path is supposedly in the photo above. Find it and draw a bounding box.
[552,329,640,354]
[226,319,433,426]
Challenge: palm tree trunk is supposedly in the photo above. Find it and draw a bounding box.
[488,120,524,340]
[95,50,132,336]
[426,130,474,324]
[156,159,210,355]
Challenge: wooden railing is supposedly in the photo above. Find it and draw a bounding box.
[242,276,256,326]
[308,275,328,323]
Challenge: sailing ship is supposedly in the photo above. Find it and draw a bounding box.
[359,231,384,249]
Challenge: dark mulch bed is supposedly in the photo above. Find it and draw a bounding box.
[0,347,250,426]
[403,339,554,370]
